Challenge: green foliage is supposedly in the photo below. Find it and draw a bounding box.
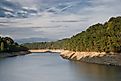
[0,36,29,53]
[23,16,121,53]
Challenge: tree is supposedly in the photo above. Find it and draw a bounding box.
[0,42,4,52]
[23,16,121,53]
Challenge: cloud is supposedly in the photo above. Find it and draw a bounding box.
[0,0,121,40]
[7,0,38,8]
[0,27,46,39]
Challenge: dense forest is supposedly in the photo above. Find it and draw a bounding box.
[23,16,121,53]
[0,36,28,53]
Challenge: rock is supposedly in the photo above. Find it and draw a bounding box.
[60,50,121,66]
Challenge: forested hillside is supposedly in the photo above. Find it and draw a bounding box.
[23,16,121,53]
[0,36,28,53]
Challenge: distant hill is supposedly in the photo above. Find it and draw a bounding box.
[23,16,121,53]
[16,37,54,44]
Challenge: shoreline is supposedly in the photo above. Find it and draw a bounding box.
[29,49,121,66]
[60,50,121,66]
[0,51,31,58]
[29,49,63,53]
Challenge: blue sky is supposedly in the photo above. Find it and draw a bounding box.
[0,0,121,40]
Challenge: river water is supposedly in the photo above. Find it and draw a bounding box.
[0,53,121,81]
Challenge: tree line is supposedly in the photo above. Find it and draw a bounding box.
[0,36,28,53]
[23,16,121,53]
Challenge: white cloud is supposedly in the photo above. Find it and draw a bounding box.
[8,0,39,8]
[0,0,121,40]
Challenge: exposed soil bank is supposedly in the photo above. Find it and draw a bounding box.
[0,51,31,58]
[29,49,63,53]
[60,50,121,66]
[30,49,121,66]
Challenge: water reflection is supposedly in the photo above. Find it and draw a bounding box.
[0,53,121,81]
[69,61,121,81]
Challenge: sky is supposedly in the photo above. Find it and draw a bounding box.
[0,0,121,40]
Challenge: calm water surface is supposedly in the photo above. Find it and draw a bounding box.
[0,53,121,81]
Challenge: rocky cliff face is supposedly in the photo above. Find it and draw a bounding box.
[60,50,121,66]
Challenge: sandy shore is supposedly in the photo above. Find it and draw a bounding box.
[60,50,121,66]
[2,49,121,66]
[29,49,121,66]
[29,49,63,53]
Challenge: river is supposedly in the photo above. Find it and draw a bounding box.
[0,53,121,81]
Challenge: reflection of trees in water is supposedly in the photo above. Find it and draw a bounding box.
[68,61,121,81]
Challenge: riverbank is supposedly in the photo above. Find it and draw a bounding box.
[60,50,121,66]
[29,49,121,66]
[0,51,31,58]
[29,49,63,53]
